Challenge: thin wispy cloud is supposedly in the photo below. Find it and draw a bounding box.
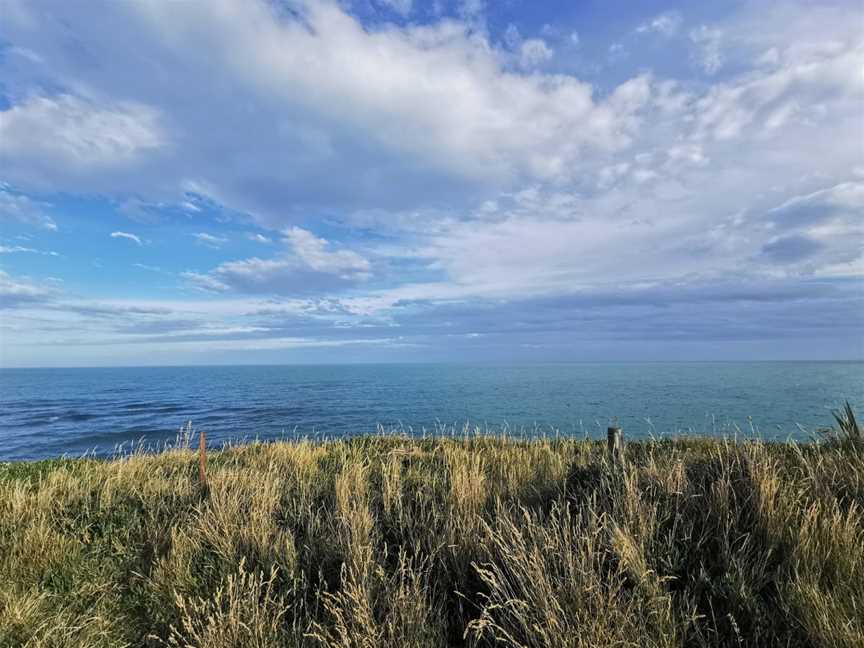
[636,11,683,36]
[110,231,143,246]
[132,263,164,273]
[0,189,57,231]
[689,25,724,74]
[0,244,58,256]
[246,233,272,244]
[191,232,228,248]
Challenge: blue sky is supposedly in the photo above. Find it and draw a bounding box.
[0,0,862,367]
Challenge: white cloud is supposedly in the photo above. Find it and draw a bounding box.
[184,226,371,295]
[768,182,864,225]
[0,244,58,256]
[761,181,864,269]
[518,38,553,69]
[110,231,143,246]
[0,0,862,363]
[692,38,862,141]
[283,227,370,277]
[0,95,165,190]
[0,269,404,364]
[331,29,864,308]
[246,233,272,243]
[0,0,650,222]
[0,269,55,308]
[192,232,228,248]
[689,25,724,74]
[502,24,553,70]
[32,0,854,311]
[0,189,57,230]
[637,11,683,37]
[757,48,780,67]
[181,271,231,293]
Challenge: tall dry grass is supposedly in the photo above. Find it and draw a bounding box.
[0,431,862,647]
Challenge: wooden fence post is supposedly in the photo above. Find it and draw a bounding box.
[198,430,207,489]
[607,426,623,462]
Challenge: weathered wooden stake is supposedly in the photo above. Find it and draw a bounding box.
[607,426,623,462]
[198,430,207,488]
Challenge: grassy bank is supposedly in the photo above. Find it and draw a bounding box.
[1,431,862,648]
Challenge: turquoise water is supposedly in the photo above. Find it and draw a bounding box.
[0,362,861,461]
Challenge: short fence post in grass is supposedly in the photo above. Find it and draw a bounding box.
[198,430,208,490]
[607,426,624,463]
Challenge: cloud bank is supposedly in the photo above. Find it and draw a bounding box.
[0,0,861,365]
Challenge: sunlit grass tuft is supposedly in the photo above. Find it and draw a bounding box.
[1,423,862,647]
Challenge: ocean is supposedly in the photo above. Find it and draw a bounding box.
[1,362,862,461]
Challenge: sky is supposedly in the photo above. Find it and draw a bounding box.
[0,0,862,367]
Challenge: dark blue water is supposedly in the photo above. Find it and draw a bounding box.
[1,363,862,461]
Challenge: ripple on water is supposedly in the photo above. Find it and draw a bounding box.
[61,412,100,422]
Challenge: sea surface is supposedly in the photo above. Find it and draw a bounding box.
[0,362,862,461]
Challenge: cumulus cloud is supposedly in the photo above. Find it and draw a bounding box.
[691,38,861,142]
[110,231,143,246]
[518,39,553,68]
[0,95,165,191]
[283,227,370,277]
[0,0,862,363]
[185,226,371,295]
[0,0,649,222]
[335,32,862,307]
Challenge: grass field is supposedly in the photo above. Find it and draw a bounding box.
[1,420,862,647]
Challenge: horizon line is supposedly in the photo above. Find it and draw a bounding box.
[2,359,863,370]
